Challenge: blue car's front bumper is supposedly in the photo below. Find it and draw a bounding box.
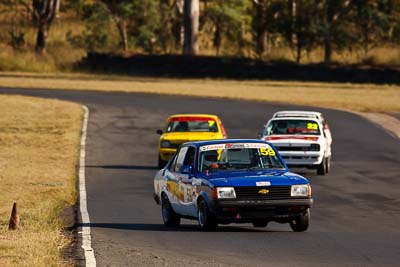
[210,197,313,223]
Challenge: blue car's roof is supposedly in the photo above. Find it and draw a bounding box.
[185,139,269,147]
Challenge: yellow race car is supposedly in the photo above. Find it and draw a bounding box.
[156,114,227,168]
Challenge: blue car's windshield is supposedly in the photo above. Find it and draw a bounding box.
[198,143,285,173]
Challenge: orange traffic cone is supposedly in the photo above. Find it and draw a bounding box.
[8,202,20,230]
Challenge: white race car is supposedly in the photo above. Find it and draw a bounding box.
[260,111,332,175]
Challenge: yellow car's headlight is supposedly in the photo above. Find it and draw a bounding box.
[161,140,172,148]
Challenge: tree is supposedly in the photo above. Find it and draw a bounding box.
[100,0,133,53]
[128,0,160,54]
[288,0,324,63]
[385,0,400,44]
[32,0,60,54]
[183,0,199,55]
[323,0,352,64]
[349,0,390,54]
[66,2,114,52]
[205,0,249,55]
[158,0,175,53]
[252,0,268,58]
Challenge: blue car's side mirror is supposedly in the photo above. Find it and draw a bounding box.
[181,165,193,175]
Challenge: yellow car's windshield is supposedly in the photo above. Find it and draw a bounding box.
[166,117,218,133]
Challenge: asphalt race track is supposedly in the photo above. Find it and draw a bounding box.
[1,88,399,266]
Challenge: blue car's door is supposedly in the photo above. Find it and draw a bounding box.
[179,146,197,217]
[165,146,197,217]
[166,146,188,216]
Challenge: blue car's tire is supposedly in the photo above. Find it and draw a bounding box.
[252,220,269,228]
[161,194,180,227]
[198,199,218,230]
[289,208,310,232]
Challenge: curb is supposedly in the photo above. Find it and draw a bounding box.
[79,105,96,266]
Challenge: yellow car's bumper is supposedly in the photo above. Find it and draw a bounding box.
[159,148,177,162]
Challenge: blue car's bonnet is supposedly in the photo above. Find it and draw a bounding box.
[195,170,309,187]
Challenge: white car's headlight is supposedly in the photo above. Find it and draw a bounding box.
[215,187,236,199]
[161,140,171,148]
[291,184,310,197]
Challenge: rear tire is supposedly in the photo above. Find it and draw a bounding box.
[252,220,269,228]
[198,199,218,230]
[289,208,310,232]
[317,157,327,175]
[161,194,180,227]
[325,156,331,173]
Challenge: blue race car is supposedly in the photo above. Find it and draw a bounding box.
[153,139,313,231]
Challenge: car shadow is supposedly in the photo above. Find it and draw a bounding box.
[86,165,158,170]
[80,222,287,233]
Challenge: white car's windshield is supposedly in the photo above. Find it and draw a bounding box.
[198,143,285,172]
[265,120,321,136]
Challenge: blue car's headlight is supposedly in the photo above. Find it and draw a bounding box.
[161,140,171,148]
[214,187,236,199]
[291,184,311,197]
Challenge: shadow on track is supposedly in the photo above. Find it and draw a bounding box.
[81,223,286,233]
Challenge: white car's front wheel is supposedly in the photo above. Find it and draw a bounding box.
[317,157,329,175]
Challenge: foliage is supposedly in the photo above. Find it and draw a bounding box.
[204,0,250,55]
[67,2,114,52]
[1,0,400,64]
[128,0,161,54]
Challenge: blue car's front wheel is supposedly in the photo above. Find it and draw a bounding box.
[198,199,218,230]
[289,208,310,232]
[161,194,180,227]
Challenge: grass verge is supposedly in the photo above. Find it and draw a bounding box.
[0,72,399,112]
[0,95,83,266]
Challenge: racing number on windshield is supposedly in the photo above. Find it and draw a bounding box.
[260,148,276,156]
[307,123,318,130]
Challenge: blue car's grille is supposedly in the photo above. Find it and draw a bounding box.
[234,186,291,200]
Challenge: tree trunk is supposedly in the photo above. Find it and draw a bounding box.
[33,0,60,54]
[213,21,221,56]
[287,0,297,47]
[116,19,128,53]
[55,0,60,18]
[296,39,302,63]
[174,0,184,48]
[324,0,334,64]
[295,0,302,63]
[254,0,267,58]
[35,22,48,54]
[183,0,199,55]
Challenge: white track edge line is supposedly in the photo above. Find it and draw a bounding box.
[79,105,96,266]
